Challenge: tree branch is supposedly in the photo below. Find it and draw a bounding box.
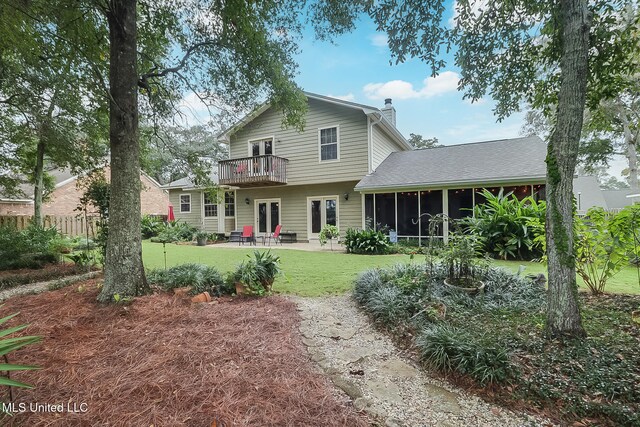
[138,41,219,91]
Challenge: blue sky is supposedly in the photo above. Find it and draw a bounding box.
[292,13,527,146]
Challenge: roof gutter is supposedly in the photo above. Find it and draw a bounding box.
[354,175,547,192]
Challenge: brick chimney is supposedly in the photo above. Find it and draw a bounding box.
[381,98,396,126]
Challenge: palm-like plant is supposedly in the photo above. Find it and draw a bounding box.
[0,311,41,405]
[463,189,545,260]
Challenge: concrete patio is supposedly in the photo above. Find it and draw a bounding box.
[207,240,346,252]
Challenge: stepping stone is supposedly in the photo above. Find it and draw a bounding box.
[331,375,363,399]
[379,358,418,378]
[365,379,403,404]
[318,326,356,340]
[333,346,375,364]
[423,384,462,415]
[354,397,372,411]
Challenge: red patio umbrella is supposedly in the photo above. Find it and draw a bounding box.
[167,205,175,222]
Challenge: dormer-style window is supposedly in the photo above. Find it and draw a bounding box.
[319,126,339,162]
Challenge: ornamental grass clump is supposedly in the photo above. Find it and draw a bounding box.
[416,324,513,385]
[147,263,229,296]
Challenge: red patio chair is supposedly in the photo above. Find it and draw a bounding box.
[265,224,282,246]
[240,225,255,246]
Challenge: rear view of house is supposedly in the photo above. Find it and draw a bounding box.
[166,92,550,242]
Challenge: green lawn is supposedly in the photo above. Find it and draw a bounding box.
[142,242,414,296]
[494,259,640,295]
[142,242,640,296]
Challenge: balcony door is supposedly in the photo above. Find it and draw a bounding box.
[248,137,274,175]
[307,196,338,240]
[255,199,280,236]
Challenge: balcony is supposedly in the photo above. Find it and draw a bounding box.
[218,155,288,187]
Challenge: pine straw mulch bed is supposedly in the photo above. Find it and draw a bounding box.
[1,281,370,427]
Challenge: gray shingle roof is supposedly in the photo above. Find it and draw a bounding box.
[355,136,547,190]
[164,169,219,189]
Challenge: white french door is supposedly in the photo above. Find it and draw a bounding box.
[307,196,338,239]
[254,199,280,236]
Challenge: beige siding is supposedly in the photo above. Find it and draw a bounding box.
[170,189,238,234]
[225,217,235,234]
[169,190,202,228]
[235,181,361,241]
[230,98,369,185]
[371,124,406,171]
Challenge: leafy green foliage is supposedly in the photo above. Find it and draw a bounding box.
[146,264,229,297]
[150,221,198,243]
[463,189,546,260]
[0,311,41,394]
[141,215,164,239]
[0,225,65,270]
[318,224,339,246]
[226,250,282,296]
[344,228,390,254]
[575,207,634,295]
[441,232,487,287]
[416,325,513,385]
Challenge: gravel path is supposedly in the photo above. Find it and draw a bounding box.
[0,271,100,302]
[291,294,551,427]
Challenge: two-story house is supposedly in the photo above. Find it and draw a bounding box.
[165,92,550,242]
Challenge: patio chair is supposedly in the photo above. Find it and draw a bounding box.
[240,225,256,246]
[265,224,282,246]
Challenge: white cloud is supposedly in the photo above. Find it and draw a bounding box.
[326,93,356,102]
[363,71,460,100]
[370,33,388,48]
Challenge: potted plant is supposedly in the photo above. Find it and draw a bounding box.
[442,232,486,294]
[195,230,209,246]
[319,224,340,250]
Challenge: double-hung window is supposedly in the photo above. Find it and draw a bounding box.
[180,194,191,213]
[319,126,339,161]
[203,193,217,217]
[225,191,235,216]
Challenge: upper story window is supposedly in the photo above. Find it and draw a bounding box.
[204,193,218,217]
[225,191,235,216]
[249,138,274,157]
[319,126,339,162]
[180,194,191,213]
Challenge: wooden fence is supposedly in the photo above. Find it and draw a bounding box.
[0,215,101,238]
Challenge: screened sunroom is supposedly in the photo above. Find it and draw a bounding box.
[362,184,546,243]
[355,136,550,243]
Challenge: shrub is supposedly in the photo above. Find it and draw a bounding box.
[0,225,64,270]
[575,208,631,295]
[147,264,230,296]
[153,221,198,242]
[141,215,164,239]
[416,324,513,385]
[463,189,545,260]
[344,228,390,254]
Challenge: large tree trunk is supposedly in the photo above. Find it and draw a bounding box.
[619,108,638,190]
[32,140,45,228]
[99,0,148,302]
[545,0,589,338]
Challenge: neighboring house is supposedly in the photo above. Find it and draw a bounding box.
[573,175,608,215]
[602,189,640,210]
[0,166,169,217]
[165,92,552,241]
